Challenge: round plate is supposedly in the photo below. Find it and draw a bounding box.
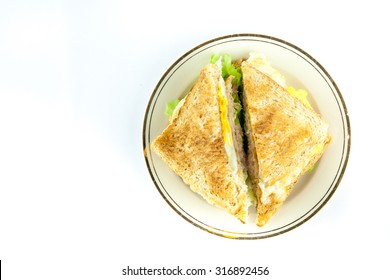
[143,34,351,239]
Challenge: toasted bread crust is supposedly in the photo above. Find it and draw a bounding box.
[152,64,249,222]
[241,61,331,226]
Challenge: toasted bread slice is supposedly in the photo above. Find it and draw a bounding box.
[241,61,331,226]
[152,64,250,223]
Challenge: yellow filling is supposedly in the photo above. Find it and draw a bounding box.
[310,142,325,157]
[217,84,233,147]
[287,86,312,108]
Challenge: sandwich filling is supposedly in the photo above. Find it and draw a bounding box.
[217,76,239,180]
[217,72,250,211]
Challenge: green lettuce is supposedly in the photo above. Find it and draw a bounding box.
[165,98,180,117]
[307,164,315,173]
[210,54,242,87]
[210,53,220,64]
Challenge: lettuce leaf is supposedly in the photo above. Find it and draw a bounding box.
[210,53,220,64]
[222,54,242,87]
[165,98,180,117]
[210,54,242,87]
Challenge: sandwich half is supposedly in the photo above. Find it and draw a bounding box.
[241,61,331,226]
[151,63,250,223]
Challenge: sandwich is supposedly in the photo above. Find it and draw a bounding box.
[241,58,331,226]
[151,52,331,226]
[151,59,250,223]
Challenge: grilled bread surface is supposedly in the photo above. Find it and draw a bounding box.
[242,61,331,226]
[152,64,249,223]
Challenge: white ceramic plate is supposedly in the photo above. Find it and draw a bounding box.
[143,34,350,239]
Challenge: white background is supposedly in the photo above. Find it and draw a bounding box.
[0,0,389,279]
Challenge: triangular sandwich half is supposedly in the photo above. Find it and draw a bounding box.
[152,63,250,223]
[241,61,331,226]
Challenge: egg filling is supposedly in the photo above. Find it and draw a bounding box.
[217,77,237,173]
